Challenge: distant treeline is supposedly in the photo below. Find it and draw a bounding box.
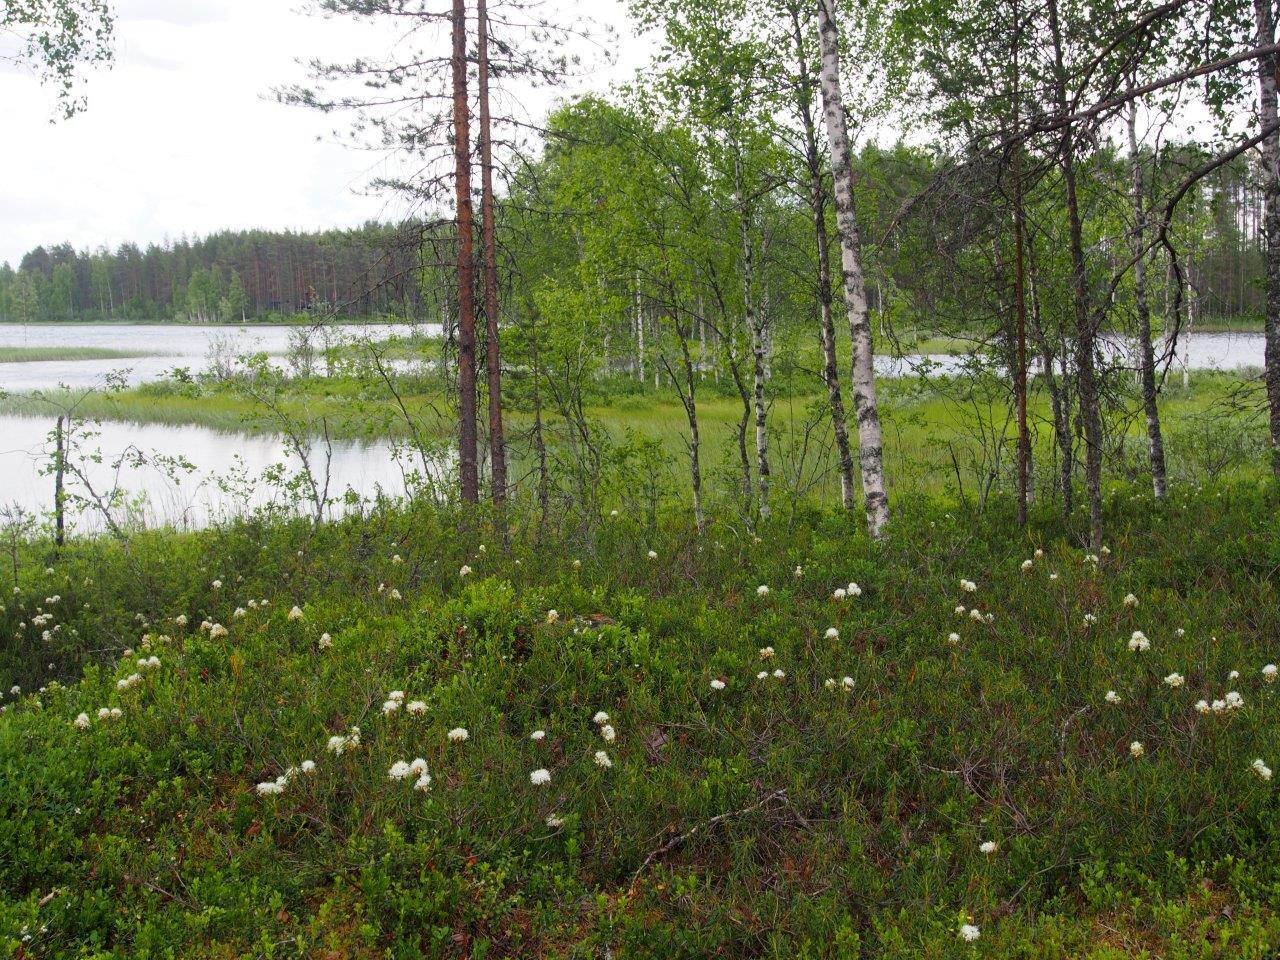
[0,223,426,324]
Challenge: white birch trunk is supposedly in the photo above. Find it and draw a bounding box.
[816,0,888,538]
[1255,0,1280,476]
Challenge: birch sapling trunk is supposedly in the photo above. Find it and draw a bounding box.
[1047,0,1103,548]
[788,3,855,510]
[1255,0,1280,478]
[451,0,479,503]
[477,0,507,504]
[1126,94,1168,498]
[736,149,770,520]
[1011,6,1030,525]
[816,0,889,538]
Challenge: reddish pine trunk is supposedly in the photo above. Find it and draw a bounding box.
[452,0,479,503]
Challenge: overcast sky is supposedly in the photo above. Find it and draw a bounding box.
[0,0,644,267]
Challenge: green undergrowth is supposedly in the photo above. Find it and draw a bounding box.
[2,485,1280,957]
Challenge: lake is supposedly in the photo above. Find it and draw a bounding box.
[0,321,435,392]
[0,323,1268,532]
[0,413,439,534]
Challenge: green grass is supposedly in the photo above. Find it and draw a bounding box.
[0,346,173,363]
[3,486,1280,956]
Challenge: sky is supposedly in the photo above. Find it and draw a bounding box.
[0,0,646,268]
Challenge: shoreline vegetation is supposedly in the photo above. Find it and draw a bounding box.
[0,346,176,363]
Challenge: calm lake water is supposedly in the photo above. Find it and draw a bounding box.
[0,323,1267,532]
[0,321,435,392]
[0,414,438,533]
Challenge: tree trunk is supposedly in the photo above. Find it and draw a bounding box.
[736,150,770,520]
[54,416,65,548]
[788,4,855,510]
[1047,0,1103,548]
[1126,93,1168,498]
[1011,5,1030,526]
[451,0,480,503]
[1256,0,1280,478]
[816,0,889,538]
[477,0,506,504]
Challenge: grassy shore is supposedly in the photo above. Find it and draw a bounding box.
[0,346,174,363]
[3,487,1280,956]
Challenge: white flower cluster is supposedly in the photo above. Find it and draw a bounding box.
[388,757,431,791]
[1252,758,1273,781]
[1127,631,1150,653]
[447,727,469,743]
[256,761,316,796]
[115,672,143,692]
[832,582,862,600]
[959,579,977,593]
[325,726,362,755]
[824,676,855,692]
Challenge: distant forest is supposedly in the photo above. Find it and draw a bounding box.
[0,223,425,324]
[0,149,1267,328]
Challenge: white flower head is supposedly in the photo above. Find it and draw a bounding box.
[772,668,785,679]
[382,699,401,716]
[546,610,560,625]
[600,724,616,743]
[1129,741,1145,758]
[593,750,613,769]
[759,646,775,660]
[1104,690,1121,705]
[710,679,725,691]
[73,712,90,729]
[256,781,284,796]
[1194,699,1210,714]
[413,772,432,792]
[530,768,552,786]
[459,565,473,577]
[955,605,967,616]
[646,550,657,560]
[530,729,546,741]
[841,676,854,691]
[947,632,961,646]
[208,623,228,640]
[447,727,470,743]
[1128,631,1150,652]
[388,760,412,781]
[825,627,839,640]
[318,632,333,650]
[1021,559,1033,571]
[406,700,427,715]
[1263,664,1278,683]
[1123,593,1139,608]
[546,813,564,827]
[592,711,610,726]
[1163,672,1184,689]
[979,840,997,855]
[960,924,980,942]
[1252,759,1273,781]
[756,671,769,680]
[288,605,304,621]
[833,588,847,600]
[847,583,862,596]
[1225,691,1244,710]
[300,760,316,773]
[756,585,770,597]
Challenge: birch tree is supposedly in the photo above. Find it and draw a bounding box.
[816,0,890,538]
